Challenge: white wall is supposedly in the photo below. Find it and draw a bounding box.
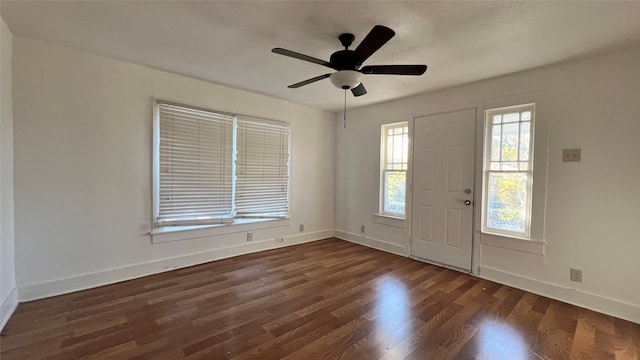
[12,37,335,300]
[0,18,17,330]
[335,44,640,322]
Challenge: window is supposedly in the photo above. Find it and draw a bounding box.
[153,101,290,227]
[380,122,409,217]
[483,104,534,238]
[235,116,290,218]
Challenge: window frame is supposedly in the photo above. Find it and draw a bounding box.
[481,103,535,239]
[152,99,291,230]
[379,121,409,218]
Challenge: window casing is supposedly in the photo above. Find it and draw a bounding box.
[153,101,290,228]
[380,122,409,217]
[482,104,535,238]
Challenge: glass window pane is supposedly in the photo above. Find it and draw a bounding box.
[519,162,528,170]
[490,162,500,170]
[388,129,393,136]
[492,115,502,124]
[393,127,402,135]
[384,171,406,214]
[387,136,394,167]
[501,123,519,161]
[393,135,403,163]
[520,122,530,161]
[503,113,520,123]
[521,111,531,121]
[502,162,518,171]
[486,173,527,233]
[491,125,501,161]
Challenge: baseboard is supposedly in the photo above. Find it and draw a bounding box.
[19,229,334,302]
[479,265,640,324]
[1,287,18,330]
[335,229,408,257]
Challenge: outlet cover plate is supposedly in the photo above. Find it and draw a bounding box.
[563,148,581,162]
[570,268,582,282]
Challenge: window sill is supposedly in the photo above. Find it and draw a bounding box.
[480,231,546,255]
[150,218,290,244]
[372,213,405,228]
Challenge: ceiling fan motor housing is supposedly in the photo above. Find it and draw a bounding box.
[330,50,361,70]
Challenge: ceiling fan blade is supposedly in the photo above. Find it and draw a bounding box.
[360,65,427,75]
[287,73,332,88]
[354,25,395,64]
[351,83,367,97]
[272,48,334,69]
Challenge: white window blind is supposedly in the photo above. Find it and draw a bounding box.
[235,116,290,218]
[156,102,234,226]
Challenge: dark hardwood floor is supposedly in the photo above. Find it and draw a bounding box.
[1,238,638,359]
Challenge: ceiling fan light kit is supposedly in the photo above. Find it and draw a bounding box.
[330,70,362,90]
[272,25,427,97]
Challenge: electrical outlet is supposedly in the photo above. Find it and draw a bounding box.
[246,232,253,241]
[570,268,582,283]
[361,225,365,233]
[299,224,304,232]
[562,148,581,162]
[275,237,284,243]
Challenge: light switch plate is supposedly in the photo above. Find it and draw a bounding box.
[562,148,581,162]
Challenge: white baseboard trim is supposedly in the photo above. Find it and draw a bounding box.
[479,265,640,324]
[1,287,18,331]
[19,229,334,302]
[335,229,408,257]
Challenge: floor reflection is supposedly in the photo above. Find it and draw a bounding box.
[374,277,410,356]
[477,321,527,359]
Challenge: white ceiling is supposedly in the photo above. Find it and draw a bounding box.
[2,1,640,112]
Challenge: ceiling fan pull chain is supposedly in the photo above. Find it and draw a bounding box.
[343,89,347,128]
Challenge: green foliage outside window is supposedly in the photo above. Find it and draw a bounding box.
[385,171,406,214]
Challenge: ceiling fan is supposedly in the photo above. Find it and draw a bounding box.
[272,25,427,97]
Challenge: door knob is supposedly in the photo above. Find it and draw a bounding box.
[464,200,471,206]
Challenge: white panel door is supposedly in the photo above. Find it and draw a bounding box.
[411,109,475,270]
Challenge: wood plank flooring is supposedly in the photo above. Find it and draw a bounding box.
[1,238,638,359]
